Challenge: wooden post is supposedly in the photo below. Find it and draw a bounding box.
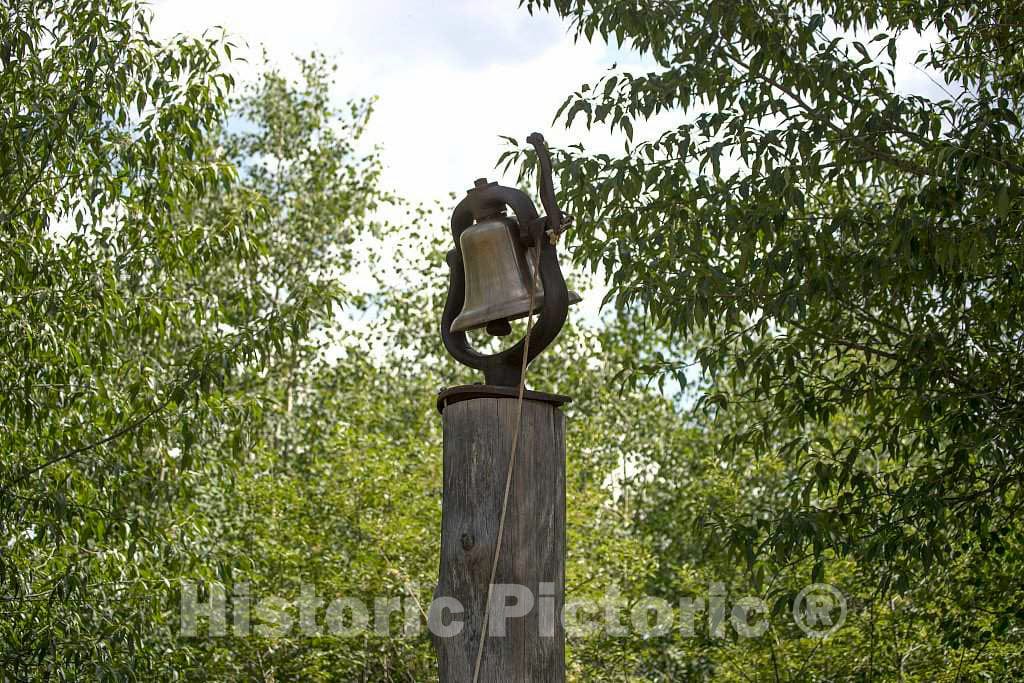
[433,388,567,682]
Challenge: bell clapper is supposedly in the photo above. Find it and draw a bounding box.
[485,319,513,337]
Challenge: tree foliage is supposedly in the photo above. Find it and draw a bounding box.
[0,2,359,676]
[6,0,1024,679]
[512,0,1024,677]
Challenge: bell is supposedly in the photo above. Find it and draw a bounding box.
[450,215,581,336]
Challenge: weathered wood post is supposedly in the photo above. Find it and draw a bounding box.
[432,134,577,681]
[433,387,568,681]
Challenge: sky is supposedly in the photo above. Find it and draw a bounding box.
[151,0,630,207]
[150,0,949,213]
[148,0,949,331]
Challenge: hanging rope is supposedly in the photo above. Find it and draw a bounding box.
[470,238,544,683]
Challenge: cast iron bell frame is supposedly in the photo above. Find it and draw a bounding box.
[440,133,571,387]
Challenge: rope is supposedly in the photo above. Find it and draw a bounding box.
[471,241,544,683]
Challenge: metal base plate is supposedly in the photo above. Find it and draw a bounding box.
[436,384,572,414]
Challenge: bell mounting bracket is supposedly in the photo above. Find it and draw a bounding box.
[440,133,570,387]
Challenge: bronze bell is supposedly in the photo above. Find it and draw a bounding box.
[450,212,581,336]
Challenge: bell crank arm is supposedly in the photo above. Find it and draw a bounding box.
[525,132,568,246]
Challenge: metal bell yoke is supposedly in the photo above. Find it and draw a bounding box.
[440,133,579,387]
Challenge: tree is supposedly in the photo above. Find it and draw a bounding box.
[0,3,360,676]
[513,0,1024,676]
[157,55,424,681]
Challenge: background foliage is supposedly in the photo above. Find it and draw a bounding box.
[512,0,1024,678]
[3,0,1022,680]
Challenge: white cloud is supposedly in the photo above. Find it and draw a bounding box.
[149,0,629,328]
[150,0,626,206]
[149,1,951,206]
